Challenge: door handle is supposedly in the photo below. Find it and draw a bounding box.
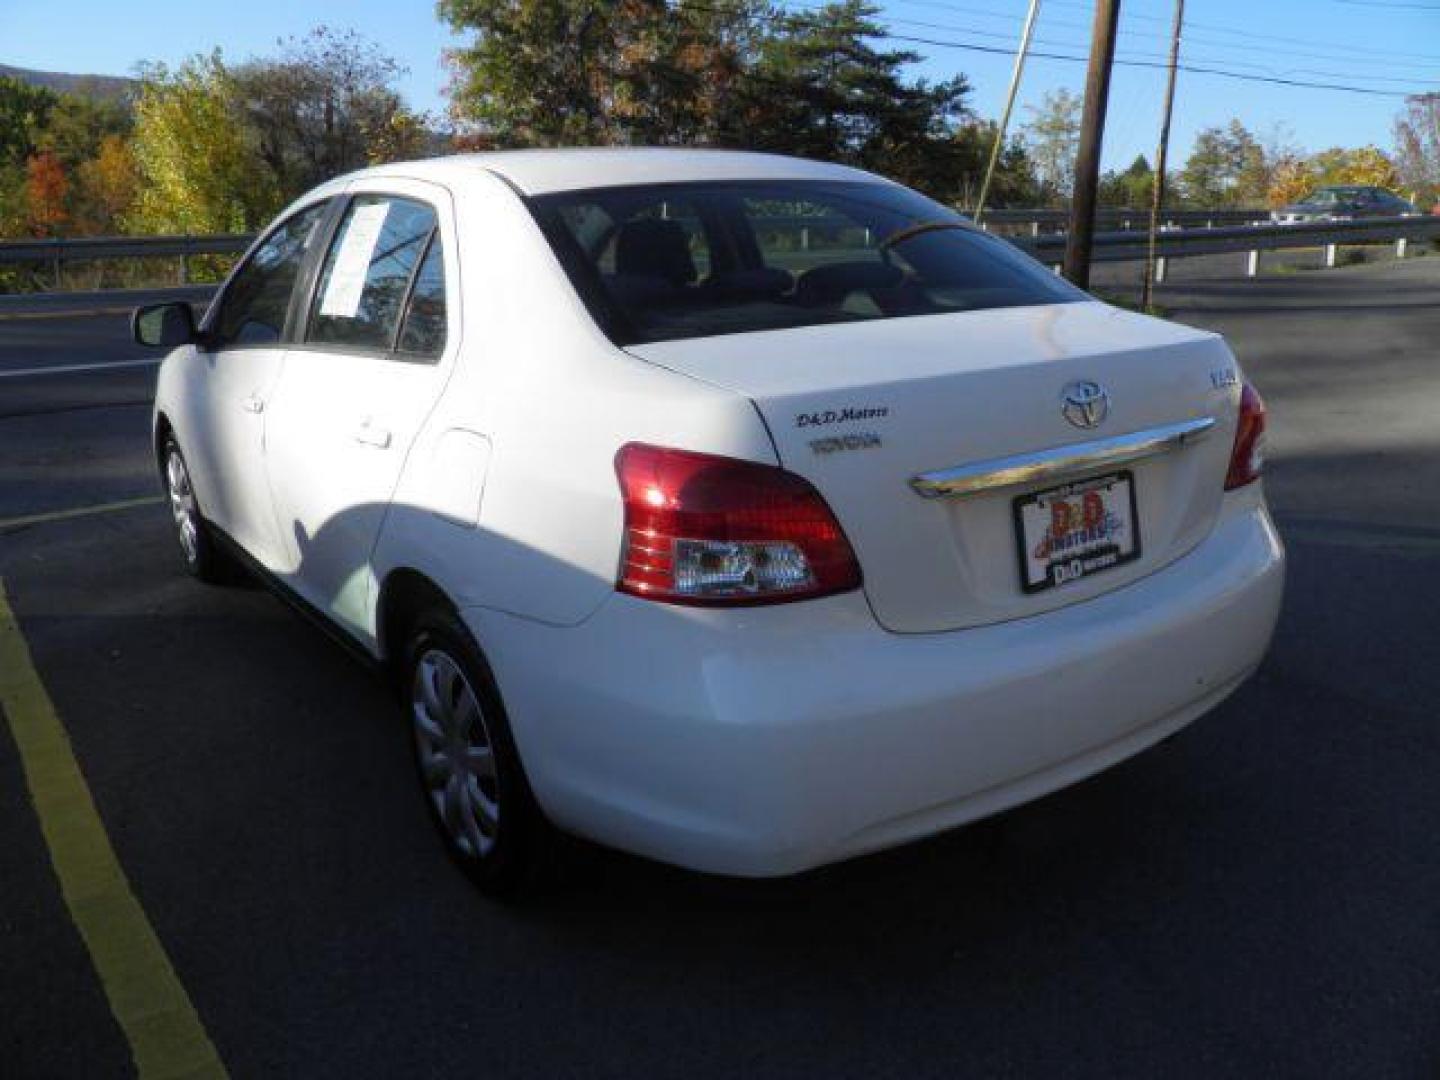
[241,395,264,414]
[353,422,392,449]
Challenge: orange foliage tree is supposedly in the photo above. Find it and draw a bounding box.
[24,150,68,235]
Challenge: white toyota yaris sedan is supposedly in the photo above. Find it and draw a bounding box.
[136,149,1284,891]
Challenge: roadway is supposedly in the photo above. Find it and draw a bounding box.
[2,261,1439,1077]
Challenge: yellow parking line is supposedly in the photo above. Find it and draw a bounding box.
[0,495,164,532]
[0,580,227,1079]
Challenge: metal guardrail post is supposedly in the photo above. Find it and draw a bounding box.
[1324,243,1338,268]
[1396,238,1408,259]
[1246,250,1260,278]
[51,250,62,291]
[1154,257,1167,284]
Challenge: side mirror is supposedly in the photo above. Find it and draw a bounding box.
[132,302,199,348]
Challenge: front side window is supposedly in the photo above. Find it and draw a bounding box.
[308,196,437,351]
[212,201,329,348]
[529,180,1083,345]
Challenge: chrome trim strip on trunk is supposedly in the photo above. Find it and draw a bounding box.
[909,416,1217,500]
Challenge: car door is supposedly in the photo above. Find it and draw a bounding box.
[186,200,333,566]
[261,183,457,640]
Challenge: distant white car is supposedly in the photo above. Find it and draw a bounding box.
[136,150,1284,892]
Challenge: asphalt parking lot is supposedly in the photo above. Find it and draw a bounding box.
[2,258,1439,1078]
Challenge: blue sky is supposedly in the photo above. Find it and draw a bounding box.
[3,0,1437,171]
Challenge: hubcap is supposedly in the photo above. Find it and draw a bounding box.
[411,649,500,858]
[165,449,199,564]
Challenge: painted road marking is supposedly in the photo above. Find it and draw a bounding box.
[0,496,165,533]
[0,306,134,322]
[0,580,227,1078]
[0,358,162,379]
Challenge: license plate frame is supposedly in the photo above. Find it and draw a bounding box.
[1013,470,1142,594]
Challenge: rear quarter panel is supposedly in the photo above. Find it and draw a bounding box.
[373,169,775,633]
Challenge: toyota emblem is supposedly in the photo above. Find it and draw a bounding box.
[1060,380,1109,430]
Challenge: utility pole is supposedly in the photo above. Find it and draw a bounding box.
[1062,0,1122,289]
[973,0,1043,227]
[1142,0,1185,310]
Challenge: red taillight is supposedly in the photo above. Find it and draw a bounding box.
[1225,382,1267,490]
[614,443,862,605]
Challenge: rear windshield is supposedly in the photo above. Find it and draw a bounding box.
[527,179,1084,345]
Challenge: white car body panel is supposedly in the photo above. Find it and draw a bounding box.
[262,176,461,638]
[462,484,1282,876]
[177,343,287,562]
[629,302,1239,632]
[153,149,1284,876]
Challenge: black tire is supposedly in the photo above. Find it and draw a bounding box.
[402,607,550,896]
[160,436,237,584]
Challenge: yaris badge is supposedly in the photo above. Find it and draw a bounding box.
[1061,380,1109,430]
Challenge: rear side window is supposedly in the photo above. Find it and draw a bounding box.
[212,201,329,348]
[396,234,447,358]
[308,196,437,351]
[529,180,1083,345]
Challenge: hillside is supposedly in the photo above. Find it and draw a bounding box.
[0,64,134,101]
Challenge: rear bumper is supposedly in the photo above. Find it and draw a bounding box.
[463,488,1284,877]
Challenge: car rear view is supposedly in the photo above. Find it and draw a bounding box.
[500,166,1285,875]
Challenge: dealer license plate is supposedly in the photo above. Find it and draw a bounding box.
[1014,471,1141,593]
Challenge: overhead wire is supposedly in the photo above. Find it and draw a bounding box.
[743,1,1430,96]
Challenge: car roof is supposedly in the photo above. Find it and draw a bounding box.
[350,148,890,196]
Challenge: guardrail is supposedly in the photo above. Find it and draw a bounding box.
[981,207,1270,236]
[1015,214,1440,281]
[0,234,253,289]
[0,214,1436,294]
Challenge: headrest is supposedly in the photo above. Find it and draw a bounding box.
[615,219,697,286]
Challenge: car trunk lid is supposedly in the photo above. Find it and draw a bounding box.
[626,301,1243,633]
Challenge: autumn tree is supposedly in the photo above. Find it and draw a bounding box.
[723,1,973,196]
[0,76,57,169]
[1098,154,1154,209]
[1265,145,1404,207]
[76,134,139,233]
[439,0,761,146]
[1020,89,1081,205]
[1394,93,1440,207]
[1266,155,1313,208]
[1180,121,1260,207]
[1312,145,1401,190]
[233,27,428,199]
[25,151,69,235]
[127,53,279,234]
[36,92,131,169]
[949,123,1037,209]
[440,0,659,145]
[438,0,979,200]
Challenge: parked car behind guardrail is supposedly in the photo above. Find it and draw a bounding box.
[1272,186,1418,224]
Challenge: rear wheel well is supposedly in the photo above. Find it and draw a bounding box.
[377,569,457,676]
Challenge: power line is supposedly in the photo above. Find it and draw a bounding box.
[894,32,1421,96]
[847,4,1440,85]
[682,0,1429,97]
[886,0,1440,73]
[1039,0,1440,63]
[1331,0,1440,8]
